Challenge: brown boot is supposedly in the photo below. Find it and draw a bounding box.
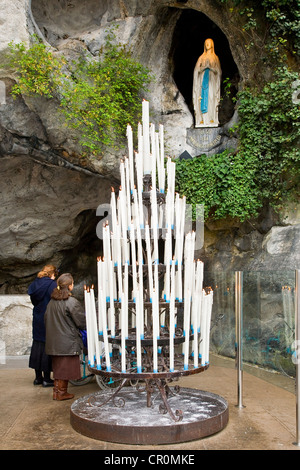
[53,379,59,400]
[56,380,74,401]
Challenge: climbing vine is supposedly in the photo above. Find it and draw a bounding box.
[174,1,300,221]
[175,66,300,221]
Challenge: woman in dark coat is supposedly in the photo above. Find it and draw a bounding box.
[44,273,86,401]
[28,265,58,386]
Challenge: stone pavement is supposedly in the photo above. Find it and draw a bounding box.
[0,355,299,451]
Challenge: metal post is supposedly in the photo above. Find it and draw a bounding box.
[235,271,244,408]
[294,270,300,446]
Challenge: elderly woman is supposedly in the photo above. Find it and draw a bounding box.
[44,273,86,401]
[28,265,58,386]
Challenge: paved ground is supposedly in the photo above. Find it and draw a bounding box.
[0,355,299,452]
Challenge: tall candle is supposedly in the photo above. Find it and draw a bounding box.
[145,224,153,301]
[151,188,159,264]
[121,292,126,373]
[150,123,156,190]
[200,290,207,366]
[205,290,213,365]
[124,157,131,229]
[142,100,151,174]
[135,154,144,226]
[183,287,191,370]
[90,286,101,369]
[135,288,142,373]
[152,287,159,373]
[169,259,176,372]
[97,258,103,335]
[158,124,165,192]
[126,124,135,192]
[120,159,126,190]
[195,260,204,334]
[84,286,95,367]
[135,203,144,338]
[103,224,115,337]
[108,257,115,338]
[100,285,111,372]
[118,189,129,265]
[110,188,118,234]
[130,222,137,303]
[115,223,123,302]
[191,271,199,368]
[124,262,129,338]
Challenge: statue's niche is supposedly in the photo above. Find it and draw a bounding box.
[171,9,239,130]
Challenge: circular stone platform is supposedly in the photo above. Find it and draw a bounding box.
[70,387,229,444]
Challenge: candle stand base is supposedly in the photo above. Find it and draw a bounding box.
[70,386,228,444]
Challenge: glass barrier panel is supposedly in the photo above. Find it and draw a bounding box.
[205,270,296,389]
[205,271,236,367]
[242,271,295,390]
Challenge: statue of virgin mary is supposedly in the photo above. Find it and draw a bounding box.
[193,38,221,127]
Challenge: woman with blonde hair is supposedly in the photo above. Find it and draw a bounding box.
[28,265,58,386]
[193,38,222,127]
[45,273,86,400]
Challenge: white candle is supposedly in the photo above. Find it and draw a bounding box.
[124,262,129,338]
[163,226,172,300]
[134,202,144,338]
[135,287,142,373]
[191,266,199,368]
[97,258,103,335]
[115,223,123,302]
[169,259,176,372]
[159,124,164,191]
[120,159,126,191]
[166,159,175,229]
[110,188,118,234]
[205,290,213,365]
[152,287,159,373]
[121,292,126,373]
[129,221,137,303]
[145,224,153,303]
[183,287,191,370]
[135,154,144,227]
[108,257,115,338]
[195,260,204,334]
[138,122,143,160]
[124,158,132,229]
[150,188,159,264]
[142,100,151,174]
[150,123,156,190]
[118,189,129,265]
[126,124,135,192]
[200,290,208,366]
[84,286,95,367]
[90,286,101,370]
[103,224,115,337]
[99,285,111,372]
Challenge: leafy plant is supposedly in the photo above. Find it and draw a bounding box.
[8,37,65,98]
[8,31,152,155]
[175,66,300,221]
[59,31,152,153]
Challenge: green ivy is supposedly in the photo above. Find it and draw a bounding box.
[175,151,261,222]
[175,66,300,221]
[218,0,300,56]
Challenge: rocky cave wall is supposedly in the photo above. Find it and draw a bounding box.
[0,0,299,297]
